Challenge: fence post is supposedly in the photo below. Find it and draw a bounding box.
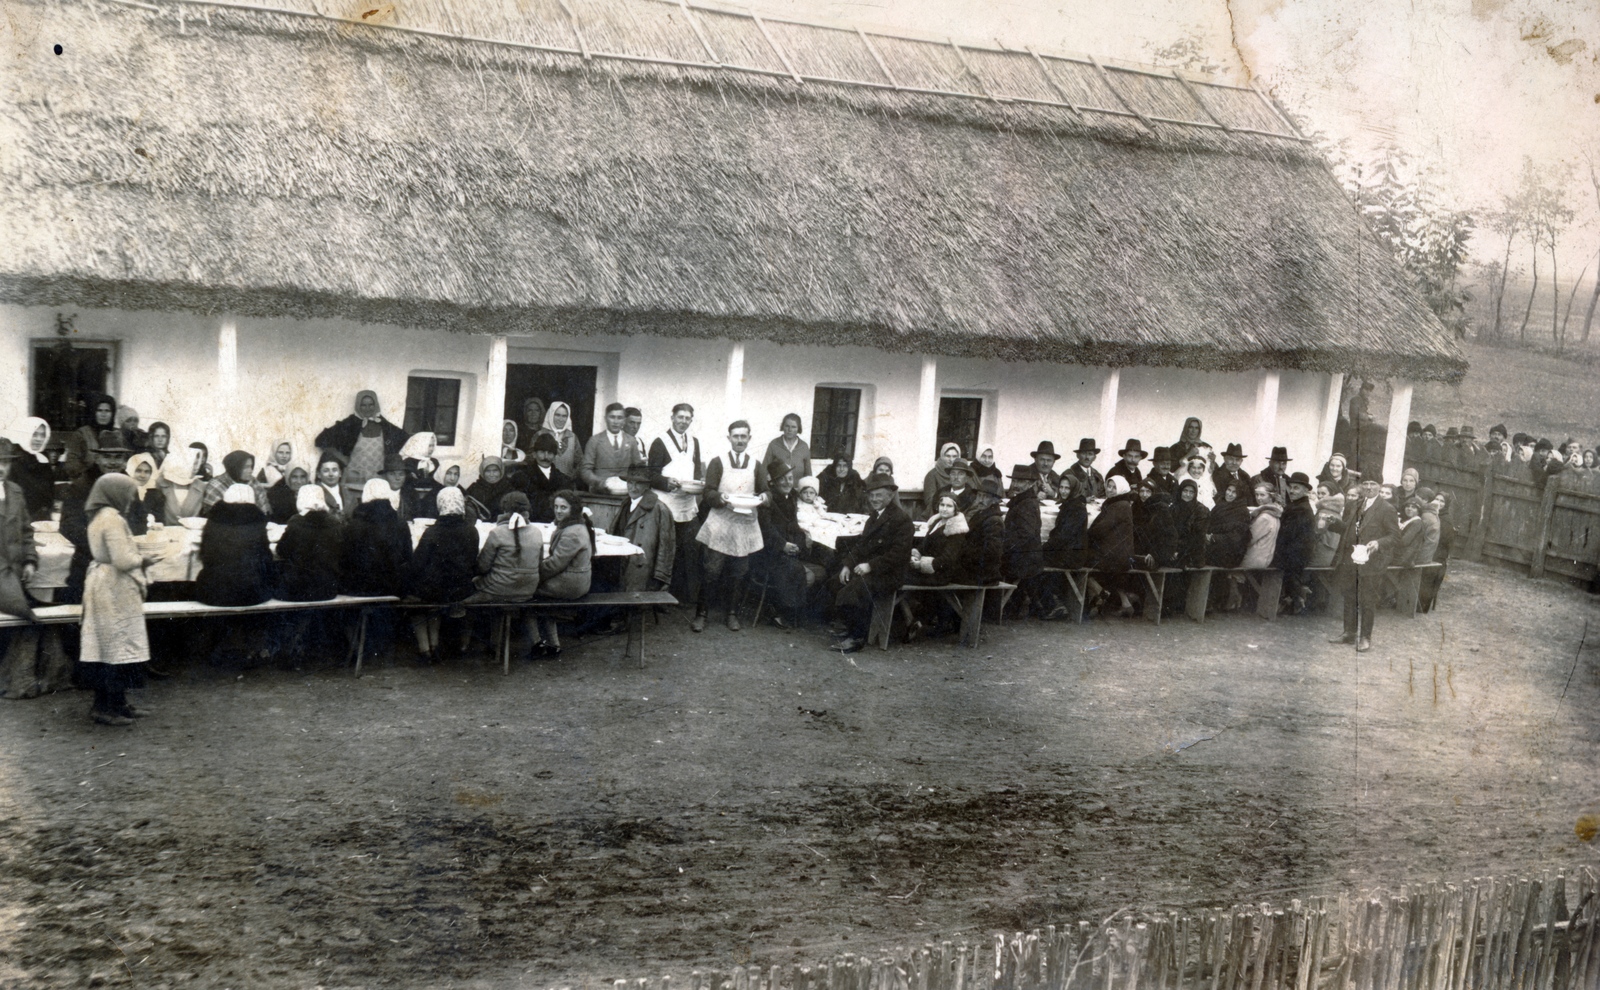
[1468,461,1495,562]
[1530,482,1559,578]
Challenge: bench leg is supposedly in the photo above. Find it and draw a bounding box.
[1251,572,1283,621]
[626,608,645,667]
[501,612,514,675]
[1185,571,1212,623]
[993,585,1018,625]
[1140,573,1165,625]
[946,590,983,648]
[868,592,897,650]
[1063,572,1088,624]
[351,608,370,676]
[1399,570,1421,618]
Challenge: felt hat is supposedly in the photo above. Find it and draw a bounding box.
[1458,425,1477,439]
[1535,437,1554,451]
[1152,446,1173,464]
[622,465,654,484]
[1407,421,1422,433]
[532,432,560,454]
[951,458,974,475]
[1287,471,1313,489]
[1117,439,1147,458]
[1269,446,1291,462]
[1222,442,1246,459]
[1422,424,1437,436]
[382,452,408,473]
[1030,441,1059,459]
[766,461,792,483]
[1444,427,1459,438]
[0,438,19,461]
[1074,438,1100,454]
[1010,464,1039,482]
[1489,423,1508,438]
[1416,486,1437,503]
[91,429,134,454]
[978,476,1004,497]
[1363,469,1384,485]
[863,473,898,492]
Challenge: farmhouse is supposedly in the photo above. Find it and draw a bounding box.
[0,0,1464,487]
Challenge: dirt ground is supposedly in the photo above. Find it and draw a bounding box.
[0,559,1597,989]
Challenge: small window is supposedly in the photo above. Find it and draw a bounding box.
[811,386,861,461]
[31,337,119,430]
[937,396,983,459]
[404,376,462,446]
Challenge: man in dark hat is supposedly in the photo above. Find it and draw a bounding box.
[381,452,410,493]
[1065,438,1105,501]
[831,473,914,652]
[1486,424,1509,460]
[1029,442,1063,499]
[0,438,40,617]
[1272,471,1317,613]
[1327,472,1400,652]
[967,477,1006,585]
[1253,447,1292,505]
[612,464,676,594]
[1147,447,1179,496]
[1212,443,1256,507]
[1105,439,1147,490]
[521,431,574,522]
[944,458,978,513]
[1003,466,1066,619]
[1532,438,1564,487]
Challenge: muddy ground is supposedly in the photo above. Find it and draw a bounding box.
[0,559,1597,988]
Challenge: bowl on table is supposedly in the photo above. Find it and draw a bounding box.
[32,520,58,534]
[677,479,706,495]
[603,476,630,495]
[178,517,207,531]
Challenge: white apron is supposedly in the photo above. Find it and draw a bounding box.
[696,455,763,557]
[654,430,700,524]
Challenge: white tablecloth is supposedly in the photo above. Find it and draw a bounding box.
[29,517,640,591]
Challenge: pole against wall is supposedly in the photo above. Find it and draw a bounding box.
[217,318,238,446]
[724,341,746,424]
[1316,372,1345,468]
[1382,380,1413,484]
[917,356,939,462]
[1254,369,1280,461]
[1097,368,1120,452]
[482,335,509,463]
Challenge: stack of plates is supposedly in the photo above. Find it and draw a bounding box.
[604,477,630,495]
[33,520,59,534]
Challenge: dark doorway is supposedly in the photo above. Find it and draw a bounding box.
[32,339,115,430]
[936,396,983,459]
[505,364,598,443]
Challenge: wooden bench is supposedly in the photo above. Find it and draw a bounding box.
[0,595,400,630]
[1305,563,1442,620]
[1039,567,1186,624]
[1042,567,1097,623]
[400,591,678,672]
[867,582,1016,650]
[1182,568,1284,622]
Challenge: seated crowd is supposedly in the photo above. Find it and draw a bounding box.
[0,395,1459,696]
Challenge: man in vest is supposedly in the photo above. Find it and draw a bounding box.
[648,402,704,602]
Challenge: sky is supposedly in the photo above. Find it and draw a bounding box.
[760,0,1600,265]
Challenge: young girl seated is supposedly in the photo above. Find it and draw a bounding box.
[531,490,594,658]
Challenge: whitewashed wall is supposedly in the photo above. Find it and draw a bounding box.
[1,304,1342,488]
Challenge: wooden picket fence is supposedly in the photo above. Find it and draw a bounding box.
[1405,440,1600,586]
[564,870,1599,990]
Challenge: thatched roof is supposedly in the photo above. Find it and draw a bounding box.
[0,0,1466,382]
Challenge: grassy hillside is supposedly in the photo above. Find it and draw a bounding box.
[1411,339,1600,446]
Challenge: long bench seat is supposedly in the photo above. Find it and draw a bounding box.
[866,582,1017,650]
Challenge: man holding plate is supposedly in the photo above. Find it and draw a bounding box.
[648,402,705,603]
[1326,473,1399,652]
[692,420,766,633]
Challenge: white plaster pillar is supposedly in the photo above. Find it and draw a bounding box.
[1097,368,1120,451]
[216,318,238,447]
[479,335,508,464]
[1315,372,1345,467]
[724,341,746,422]
[1253,369,1280,460]
[1382,380,1413,485]
[916,355,939,465]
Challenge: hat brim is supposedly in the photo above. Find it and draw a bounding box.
[1117,450,1147,458]
[1074,447,1101,454]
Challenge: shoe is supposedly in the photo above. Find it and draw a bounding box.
[834,637,865,653]
[91,710,133,727]
[771,614,789,629]
[725,613,742,632]
[903,620,924,644]
[1328,633,1355,644]
[690,613,706,633]
[530,641,562,660]
[1045,605,1070,621]
[120,705,154,718]
[1355,638,1371,652]
[145,666,173,680]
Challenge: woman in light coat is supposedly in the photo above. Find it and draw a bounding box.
[79,474,160,726]
[531,490,594,657]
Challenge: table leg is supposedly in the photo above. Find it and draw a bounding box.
[352,609,369,677]
[1063,571,1088,624]
[626,608,644,667]
[502,612,513,675]
[947,590,982,648]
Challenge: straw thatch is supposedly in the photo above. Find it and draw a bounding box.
[0,0,1465,382]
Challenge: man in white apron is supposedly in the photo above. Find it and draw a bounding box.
[692,420,766,633]
[648,402,704,603]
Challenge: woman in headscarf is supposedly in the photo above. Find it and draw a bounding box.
[870,456,894,479]
[145,422,172,469]
[434,460,463,491]
[77,474,159,726]
[155,444,207,524]
[314,449,348,519]
[1240,483,1283,569]
[538,402,582,479]
[1310,483,1344,567]
[65,394,118,478]
[399,456,442,522]
[203,450,269,516]
[1395,466,1422,509]
[256,439,297,488]
[277,484,343,602]
[532,490,594,657]
[972,446,1003,484]
[500,420,528,469]
[921,443,963,518]
[514,397,547,459]
[314,390,411,505]
[465,456,517,524]
[466,491,544,606]
[1169,417,1205,466]
[402,485,478,662]
[266,464,311,525]
[1206,480,1251,569]
[819,455,866,515]
[4,417,58,520]
[1133,481,1182,570]
[339,478,412,599]
[1041,473,1089,570]
[117,406,147,453]
[1174,479,1210,568]
[124,453,164,535]
[1087,475,1140,616]
[195,484,275,607]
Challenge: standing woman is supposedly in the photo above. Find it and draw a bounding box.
[314,390,411,515]
[4,417,58,521]
[1168,417,1206,466]
[65,394,119,478]
[514,397,547,459]
[155,444,207,523]
[118,407,147,453]
[539,402,582,479]
[78,475,159,726]
[921,443,962,518]
[532,490,594,657]
[145,422,173,469]
[762,414,812,487]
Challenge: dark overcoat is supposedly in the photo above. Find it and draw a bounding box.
[341,500,414,597]
[276,510,344,602]
[194,502,276,607]
[838,501,913,597]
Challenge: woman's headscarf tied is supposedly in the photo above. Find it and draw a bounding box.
[261,439,296,486]
[296,484,329,515]
[1105,476,1130,499]
[5,417,51,462]
[871,456,894,476]
[126,453,159,495]
[117,405,139,427]
[85,474,140,517]
[354,390,383,423]
[361,478,399,508]
[541,402,573,434]
[479,455,504,476]
[436,487,466,517]
[398,432,436,461]
[223,483,256,505]
[222,450,255,485]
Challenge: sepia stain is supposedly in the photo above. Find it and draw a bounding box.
[453,789,503,808]
[1576,815,1599,843]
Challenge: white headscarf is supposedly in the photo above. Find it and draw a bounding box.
[126,452,159,496]
[5,417,51,463]
[259,438,297,486]
[1105,475,1130,498]
[433,460,462,487]
[541,402,574,435]
[159,444,202,488]
[361,477,400,509]
[398,432,436,461]
[436,487,466,517]
[297,484,329,515]
[224,483,257,505]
